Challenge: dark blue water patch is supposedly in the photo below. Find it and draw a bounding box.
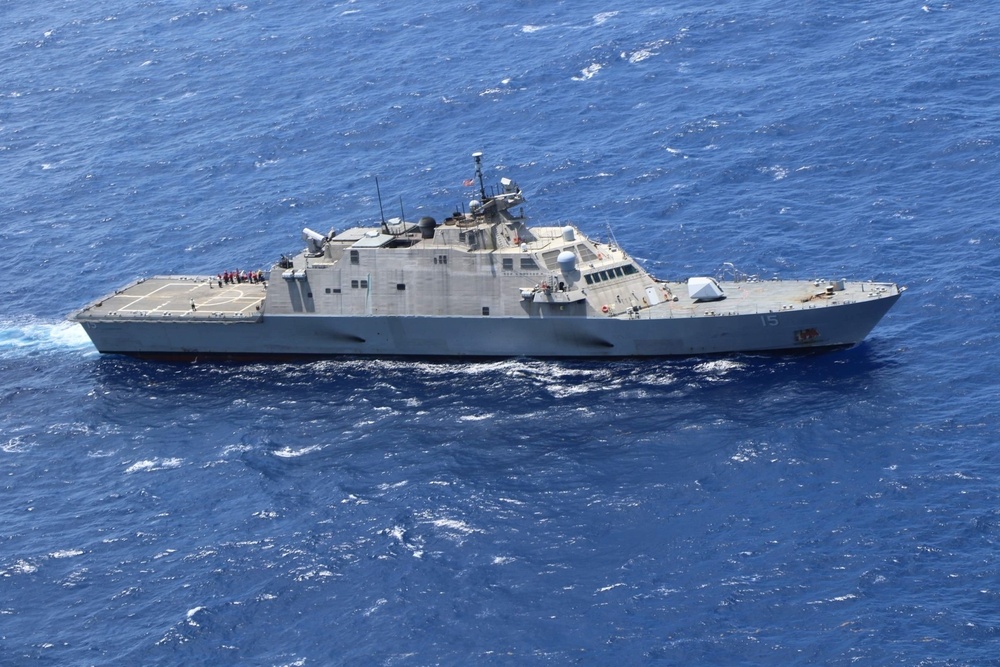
[3,1,1000,664]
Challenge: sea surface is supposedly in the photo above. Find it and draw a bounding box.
[2,1,999,665]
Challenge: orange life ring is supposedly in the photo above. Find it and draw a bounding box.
[601,305,609,313]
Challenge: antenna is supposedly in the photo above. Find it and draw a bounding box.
[375,176,388,234]
[472,151,487,202]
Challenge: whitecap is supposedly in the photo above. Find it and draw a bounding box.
[429,517,482,535]
[3,560,38,575]
[458,413,494,421]
[363,598,387,617]
[806,593,858,605]
[572,63,602,81]
[124,458,183,474]
[186,606,205,626]
[49,549,84,559]
[272,445,321,458]
[628,49,656,63]
[596,582,625,593]
[2,437,31,454]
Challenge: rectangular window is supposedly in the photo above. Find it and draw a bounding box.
[360,280,368,289]
[502,258,513,270]
[520,257,538,270]
[397,283,406,291]
[350,250,359,265]
[333,288,342,293]
[351,280,359,288]
[584,274,594,285]
[482,306,490,316]
[541,250,561,270]
[325,288,331,294]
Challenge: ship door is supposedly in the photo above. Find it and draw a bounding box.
[644,286,662,306]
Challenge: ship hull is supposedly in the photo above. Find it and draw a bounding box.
[75,291,900,360]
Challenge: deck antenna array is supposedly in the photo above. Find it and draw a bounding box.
[375,176,389,234]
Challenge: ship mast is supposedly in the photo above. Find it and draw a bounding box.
[473,151,487,202]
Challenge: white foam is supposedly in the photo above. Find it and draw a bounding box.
[596,582,625,593]
[2,437,31,454]
[186,606,205,627]
[3,560,38,575]
[458,413,494,421]
[272,445,321,458]
[628,49,656,63]
[124,458,183,474]
[807,593,858,605]
[429,517,482,535]
[0,319,96,359]
[572,63,602,81]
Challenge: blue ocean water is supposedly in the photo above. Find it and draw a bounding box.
[2,0,999,664]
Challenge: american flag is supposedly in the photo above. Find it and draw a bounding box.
[463,178,474,187]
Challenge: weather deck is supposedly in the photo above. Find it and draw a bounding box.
[71,276,266,322]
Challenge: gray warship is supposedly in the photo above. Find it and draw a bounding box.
[71,153,903,360]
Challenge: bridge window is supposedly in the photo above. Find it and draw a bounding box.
[502,258,513,270]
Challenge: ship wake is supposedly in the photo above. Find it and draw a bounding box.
[0,319,97,359]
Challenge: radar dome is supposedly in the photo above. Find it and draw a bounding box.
[557,250,577,273]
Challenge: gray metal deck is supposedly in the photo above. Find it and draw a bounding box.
[71,276,266,322]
